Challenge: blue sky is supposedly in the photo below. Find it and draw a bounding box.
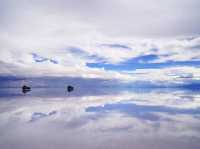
[87,55,200,71]
[0,0,200,87]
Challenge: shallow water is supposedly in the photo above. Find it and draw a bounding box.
[0,88,200,149]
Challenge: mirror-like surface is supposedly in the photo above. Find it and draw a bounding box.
[0,88,200,149]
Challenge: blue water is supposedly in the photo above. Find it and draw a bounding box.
[0,87,200,149]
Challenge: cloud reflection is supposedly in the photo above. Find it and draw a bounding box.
[0,89,200,149]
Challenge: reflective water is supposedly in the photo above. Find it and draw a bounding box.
[0,88,200,149]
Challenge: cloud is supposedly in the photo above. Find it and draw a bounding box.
[1,0,200,37]
[127,66,200,84]
[32,53,59,64]
[0,0,199,85]
[100,44,132,50]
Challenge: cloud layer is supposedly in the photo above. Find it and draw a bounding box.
[0,0,200,85]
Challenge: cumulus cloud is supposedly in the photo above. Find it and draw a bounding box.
[0,0,199,85]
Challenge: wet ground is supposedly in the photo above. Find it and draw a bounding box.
[0,88,200,149]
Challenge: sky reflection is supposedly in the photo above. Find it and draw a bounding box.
[0,88,200,149]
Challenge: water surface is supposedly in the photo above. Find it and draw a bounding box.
[0,88,200,149]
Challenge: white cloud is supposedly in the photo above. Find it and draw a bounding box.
[0,0,199,83]
[122,66,200,84]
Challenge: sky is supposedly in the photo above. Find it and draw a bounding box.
[0,0,200,86]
